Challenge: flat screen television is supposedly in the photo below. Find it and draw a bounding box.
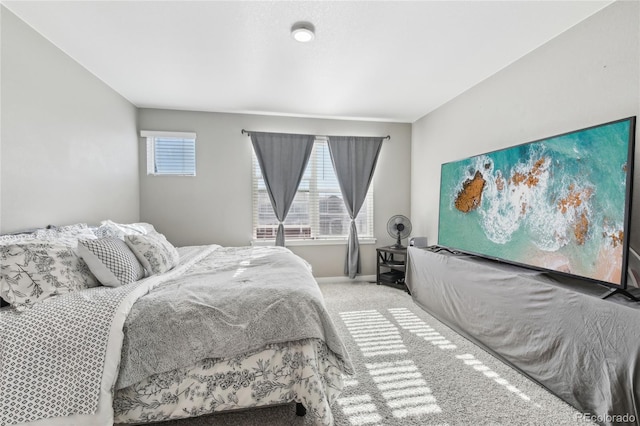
[438,117,636,292]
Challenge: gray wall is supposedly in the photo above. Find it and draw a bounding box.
[411,1,639,249]
[0,7,139,233]
[138,109,411,277]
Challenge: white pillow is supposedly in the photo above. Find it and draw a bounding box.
[92,225,121,239]
[78,238,145,287]
[98,220,156,240]
[42,223,89,234]
[35,224,97,247]
[125,231,180,275]
[0,242,99,311]
[0,233,37,245]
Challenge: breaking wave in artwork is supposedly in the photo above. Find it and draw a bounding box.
[466,147,597,252]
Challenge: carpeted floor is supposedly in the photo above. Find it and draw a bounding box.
[146,280,594,425]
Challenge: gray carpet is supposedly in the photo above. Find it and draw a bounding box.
[146,281,594,425]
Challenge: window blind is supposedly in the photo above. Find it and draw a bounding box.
[152,137,196,175]
[141,131,196,176]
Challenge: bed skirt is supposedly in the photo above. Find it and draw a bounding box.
[114,338,346,426]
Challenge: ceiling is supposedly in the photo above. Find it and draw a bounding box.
[2,1,613,123]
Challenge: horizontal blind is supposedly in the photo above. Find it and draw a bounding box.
[252,138,374,240]
[144,137,196,176]
[153,137,196,175]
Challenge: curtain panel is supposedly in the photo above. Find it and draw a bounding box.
[328,136,384,278]
[250,132,315,247]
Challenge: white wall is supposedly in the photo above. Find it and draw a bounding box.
[137,109,411,277]
[0,7,140,232]
[411,1,639,248]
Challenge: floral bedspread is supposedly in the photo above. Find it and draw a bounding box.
[114,339,345,426]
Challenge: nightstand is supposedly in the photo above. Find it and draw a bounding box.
[376,246,409,292]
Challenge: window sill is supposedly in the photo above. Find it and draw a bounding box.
[251,238,377,247]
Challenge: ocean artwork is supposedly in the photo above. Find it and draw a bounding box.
[438,118,635,286]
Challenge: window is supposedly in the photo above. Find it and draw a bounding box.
[141,131,196,176]
[252,138,374,241]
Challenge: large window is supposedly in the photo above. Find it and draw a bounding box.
[252,138,374,241]
[141,131,196,176]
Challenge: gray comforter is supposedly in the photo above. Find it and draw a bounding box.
[116,245,353,390]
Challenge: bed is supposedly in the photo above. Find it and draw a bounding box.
[0,222,353,426]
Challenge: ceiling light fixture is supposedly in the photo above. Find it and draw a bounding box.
[291,22,315,43]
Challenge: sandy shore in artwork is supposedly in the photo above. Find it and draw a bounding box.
[531,252,572,274]
[526,241,622,285]
[595,243,622,284]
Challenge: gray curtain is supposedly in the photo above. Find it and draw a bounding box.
[250,132,315,247]
[328,136,384,278]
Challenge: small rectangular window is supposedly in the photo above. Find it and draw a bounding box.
[141,131,196,176]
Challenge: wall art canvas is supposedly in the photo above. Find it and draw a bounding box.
[438,117,636,287]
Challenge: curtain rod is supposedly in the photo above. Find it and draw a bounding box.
[241,129,390,140]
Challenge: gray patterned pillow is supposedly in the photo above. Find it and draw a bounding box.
[125,231,180,275]
[78,238,145,287]
[0,243,99,311]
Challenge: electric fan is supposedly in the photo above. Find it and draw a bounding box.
[387,215,412,248]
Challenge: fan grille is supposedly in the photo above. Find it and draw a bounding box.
[387,215,412,248]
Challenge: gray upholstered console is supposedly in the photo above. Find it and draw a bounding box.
[406,247,640,425]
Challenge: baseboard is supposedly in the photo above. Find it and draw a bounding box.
[315,275,376,283]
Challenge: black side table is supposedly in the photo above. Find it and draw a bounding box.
[376,245,409,292]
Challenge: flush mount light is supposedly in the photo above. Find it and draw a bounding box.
[291,22,315,43]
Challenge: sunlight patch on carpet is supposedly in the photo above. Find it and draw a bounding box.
[456,354,533,403]
[339,309,444,422]
[336,391,382,425]
[389,308,458,350]
[337,307,546,420]
[367,360,442,419]
[340,310,408,357]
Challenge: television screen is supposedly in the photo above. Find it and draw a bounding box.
[438,117,636,288]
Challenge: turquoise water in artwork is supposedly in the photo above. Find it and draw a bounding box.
[438,119,633,285]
